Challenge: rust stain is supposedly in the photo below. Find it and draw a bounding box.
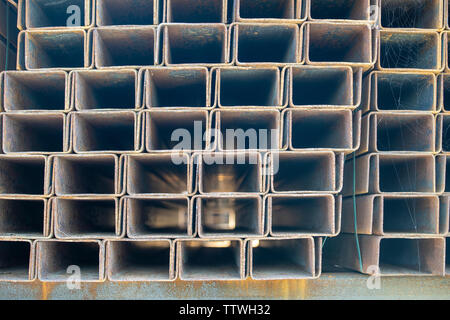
[41,282,55,300]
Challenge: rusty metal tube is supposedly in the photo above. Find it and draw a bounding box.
[176,239,245,280]
[106,239,175,281]
[126,196,192,238]
[37,240,104,282]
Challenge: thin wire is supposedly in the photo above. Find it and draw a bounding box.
[353,150,363,272]
[5,0,9,71]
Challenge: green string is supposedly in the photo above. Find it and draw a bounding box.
[353,150,363,272]
[5,0,9,71]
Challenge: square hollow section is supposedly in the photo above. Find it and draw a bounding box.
[0,241,32,281]
[0,156,46,195]
[168,0,225,22]
[289,110,352,150]
[108,240,172,281]
[379,32,438,70]
[290,67,352,106]
[200,154,260,193]
[145,68,207,108]
[3,113,65,153]
[25,30,85,69]
[376,73,435,111]
[127,154,190,195]
[164,24,227,64]
[146,111,207,151]
[237,24,298,63]
[54,198,118,239]
[382,197,438,234]
[73,112,136,152]
[97,0,156,26]
[127,197,189,237]
[74,70,136,110]
[94,27,155,67]
[38,241,101,281]
[441,75,450,112]
[380,0,442,29]
[441,115,450,151]
[378,155,434,193]
[270,196,334,235]
[307,23,371,64]
[273,153,334,192]
[218,110,280,150]
[3,71,66,111]
[375,114,434,152]
[26,0,87,28]
[310,0,369,20]
[238,0,296,19]
[251,238,314,279]
[198,196,261,237]
[218,68,280,107]
[54,155,116,195]
[0,198,45,238]
[379,238,443,275]
[179,240,242,280]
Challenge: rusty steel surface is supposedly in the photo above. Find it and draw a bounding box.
[0,0,449,299]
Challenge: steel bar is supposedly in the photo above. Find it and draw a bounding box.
[268,151,344,194]
[0,197,49,238]
[363,71,438,113]
[196,152,263,194]
[145,109,209,152]
[36,239,104,282]
[342,195,441,236]
[214,108,281,151]
[20,28,89,70]
[232,23,301,65]
[125,196,192,238]
[342,153,444,196]
[195,194,264,238]
[72,111,143,153]
[285,65,360,108]
[162,23,229,66]
[143,67,210,109]
[323,235,445,276]
[52,197,123,239]
[71,69,138,110]
[176,239,245,280]
[19,0,93,29]
[0,155,49,197]
[92,26,157,68]
[308,0,372,22]
[3,112,68,154]
[303,22,374,70]
[167,0,226,23]
[96,0,161,26]
[247,237,321,280]
[266,194,341,237]
[233,0,305,23]
[51,154,124,196]
[0,239,34,281]
[282,108,360,153]
[377,30,443,72]
[378,0,444,30]
[212,67,282,108]
[126,153,193,196]
[2,70,68,112]
[106,239,175,281]
[358,112,437,155]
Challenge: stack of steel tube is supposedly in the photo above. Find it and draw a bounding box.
[0,0,447,284]
[324,0,449,277]
[0,0,18,71]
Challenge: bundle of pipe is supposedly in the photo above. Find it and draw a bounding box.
[0,0,447,283]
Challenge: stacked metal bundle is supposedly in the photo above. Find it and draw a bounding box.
[325,0,449,277]
[0,0,447,285]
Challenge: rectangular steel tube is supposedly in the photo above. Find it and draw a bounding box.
[234,0,304,22]
[96,0,160,26]
[0,239,34,281]
[167,0,226,23]
[308,0,371,21]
